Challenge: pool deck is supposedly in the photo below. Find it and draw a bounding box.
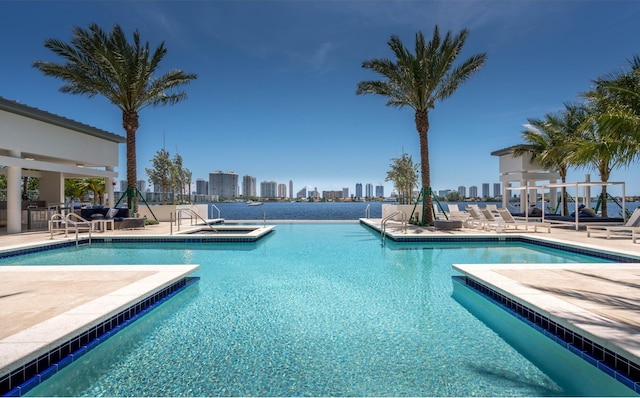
[2,219,640,391]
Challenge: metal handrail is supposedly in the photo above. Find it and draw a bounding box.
[381,211,406,245]
[176,208,218,233]
[365,204,370,218]
[211,204,221,219]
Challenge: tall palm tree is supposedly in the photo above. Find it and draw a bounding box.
[33,23,197,213]
[514,103,587,215]
[356,26,486,225]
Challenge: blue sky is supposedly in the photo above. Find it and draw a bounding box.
[1,1,640,196]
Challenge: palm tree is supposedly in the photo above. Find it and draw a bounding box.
[514,103,587,215]
[356,26,486,225]
[80,178,106,205]
[573,88,638,217]
[591,55,640,141]
[33,23,197,213]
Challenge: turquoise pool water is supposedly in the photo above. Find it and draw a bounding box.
[5,223,631,396]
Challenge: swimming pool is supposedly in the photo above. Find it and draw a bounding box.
[2,223,634,396]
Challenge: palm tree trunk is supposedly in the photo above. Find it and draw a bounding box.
[415,110,433,225]
[601,185,608,217]
[123,111,139,214]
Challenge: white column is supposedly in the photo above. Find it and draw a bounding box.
[584,174,591,206]
[549,179,558,214]
[7,150,22,234]
[106,167,114,207]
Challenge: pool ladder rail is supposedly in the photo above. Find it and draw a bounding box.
[174,208,219,234]
[381,211,407,245]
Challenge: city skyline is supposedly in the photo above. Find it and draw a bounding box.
[122,173,506,200]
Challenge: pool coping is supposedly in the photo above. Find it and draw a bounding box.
[452,263,640,393]
[0,264,199,395]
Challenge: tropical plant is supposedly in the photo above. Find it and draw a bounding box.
[79,178,106,205]
[385,153,419,204]
[146,149,172,205]
[171,153,191,204]
[589,55,640,146]
[64,178,87,202]
[33,23,197,213]
[573,86,639,217]
[356,26,486,225]
[514,102,588,215]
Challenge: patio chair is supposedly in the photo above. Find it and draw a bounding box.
[447,204,469,221]
[465,206,488,229]
[496,208,552,233]
[586,207,640,239]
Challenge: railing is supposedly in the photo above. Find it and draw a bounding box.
[175,208,218,233]
[49,212,92,247]
[211,204,221,219]
[364,204,370,218]
[380,211,406,245]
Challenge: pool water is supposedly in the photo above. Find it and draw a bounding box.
[7,223,629,396]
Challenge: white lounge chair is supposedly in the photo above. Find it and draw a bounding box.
[447,204,469,221]
[466,206,488,229]
[496,208,552,233]
[480,208,510,232]
[433,204,447,220]
[587,207,640,239]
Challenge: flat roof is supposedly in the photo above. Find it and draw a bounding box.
[0,96,125,144]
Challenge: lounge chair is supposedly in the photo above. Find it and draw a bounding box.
[480,208,511,232]
[447,204,469,221]
[496,208,552,233]
[433,204,447,220]
[586,207,640,239]
[465,206,488,229]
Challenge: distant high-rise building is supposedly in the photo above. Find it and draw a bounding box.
[365,183,373,198]
[355,183,363,198]
[322,190,342,200]
[375,185,384,198]
[196,179,208,195]
[342,187,349,198]
[297,187,307,199]
[278,183,287,198]
[458,185,466,198]
[493,183,501,198]
[289,180,293,199]
[260,180,277,198]
[309,187,319,199]
[209,171,238,199]
[482,183,490,198]
[136,180,146,193]
[242,175,256,197]
[469,185,478,198]
[119,180,127,192]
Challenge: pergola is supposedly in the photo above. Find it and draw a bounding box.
[0,96,125,234]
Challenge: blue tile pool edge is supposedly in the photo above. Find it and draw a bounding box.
[0,276,200,397]
[453,276,640,394]
[359,220,640,263]
[0,230,276,260]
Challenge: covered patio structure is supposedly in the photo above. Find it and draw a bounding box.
[491,145,561,212]
[0,97,125,234]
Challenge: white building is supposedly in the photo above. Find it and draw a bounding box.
[0,97,124,234]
